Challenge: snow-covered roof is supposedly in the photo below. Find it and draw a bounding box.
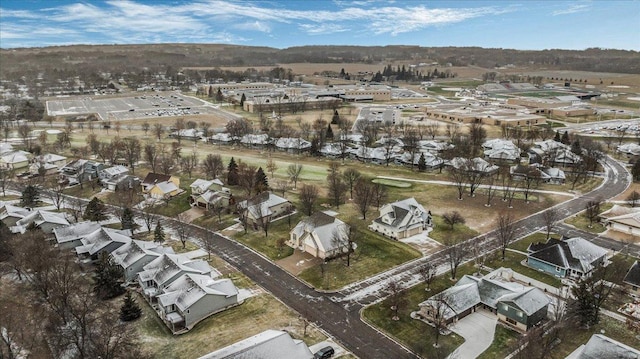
[601,205,640,230]
[37,153,67,164]
[198,329,313,359]
[12,210,69,233]
[190,178,216,193]
[0,204,31,220]
[154,181,179,194]
[53,221,102,244]
[101,165,129,177]
[617,143,640,156]
[240,133,270,145]
[420,270,550,321]
[239,192,289,219]
[569,334,640,359]
[448,157,498,173]
[75,227,133,256]
[528,237,607,274]
[138,254,215,287]
[275,137,311,150]
[111,239,175,269]
[0,151,30,164]
[542,167,566,180]
[210,133,235,142]
[0,142,14,155]
[157,273,238,312]
[292,212,348,255]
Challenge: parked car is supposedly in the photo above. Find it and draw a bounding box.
[314,346,335,359]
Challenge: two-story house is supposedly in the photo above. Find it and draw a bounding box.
[141,172,181,200]
[289,212,350,259]
[189,178,233,210]
[370,197,432,240]
[156,273,239,333]
[110,239,176,282]
[238,192,292,227]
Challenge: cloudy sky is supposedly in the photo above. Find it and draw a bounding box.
[1,0,639,50]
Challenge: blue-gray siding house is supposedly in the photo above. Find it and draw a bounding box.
[526,237,607,279]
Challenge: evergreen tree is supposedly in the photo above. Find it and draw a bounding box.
[207,85,213,98]
[120,290,142,321]
[561,131,570,144]
[417,152,427,171]
[240,93,246,107]
[571,139,582,155]
[121,207,135,230]
[326,124,334,140]
[227,157,239,185]
[154,221,165,243]
[216,88,224,102]
[84,197,108,221]
[331,110,340,125]
[553,131,561,142]
[20,184,40,207]
[255,167,269,194]
[93,252,125,300]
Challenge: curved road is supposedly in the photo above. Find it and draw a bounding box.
[34,155,630,359]
[176,156,630,358]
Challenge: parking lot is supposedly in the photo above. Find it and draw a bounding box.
[46,92,221,120]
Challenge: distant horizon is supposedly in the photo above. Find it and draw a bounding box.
[1,42,637,53]
[1,0,639,51]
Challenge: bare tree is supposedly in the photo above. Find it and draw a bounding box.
[138,206,158,233]
[153,123,165,141]
[174,213,192,249]
[444,237,468,279]
[46,179,66,210]
[201,153,224,180]
[158,154,175,175]
[445,123,460,143]
[342,168,361,200]
[468,123,487,157]
[496,212,516,261]
[143,144,159,173]
[287,163,303,190]
[266,157,278,178]
[299,184,319,216]
[67,197,85,223]
[327,162,347,209]
[122,137,141,174]
[448,167,466,200]
[484,175,497,207]
[237,161,258,196]
[0,167,14,197]
[542,208,560,239]
[584,199,602,228]
[386,280,407,321]
[371,181,388,209]
[442,211,465,230]
[429,292,451,348]
[331,223,358,267]
[353,177,375,220]
[202,231,216,260]
[425,122,440,140]
[419,262,436,291]
[179,152,199,179]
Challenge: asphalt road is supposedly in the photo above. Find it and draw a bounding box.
[30,155,631,359]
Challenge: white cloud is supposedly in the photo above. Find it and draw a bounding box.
[552,4,591,16]
[233,21,272,33]
[299,23,349,35]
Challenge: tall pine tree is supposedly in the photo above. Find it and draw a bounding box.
[154,221,165,243]
[326,124,334,140]
[227,157,239,185]
[94,252,125,300]
[20,185,40,207]
[120,291,142,321]
[417,152,427,172]
[84,197,108,221]
[331,110,340,125]
[255,167,269,194]
[121,207,135,230]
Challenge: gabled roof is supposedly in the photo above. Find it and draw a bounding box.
[600,205,640,229]
[157,273,238,312]
[292,212,348,254]
[0,204,31,220]
[13,210,69,232]
[574,334,640,359]
[623,261,640,287]
[75,227,133,255]
[527,237,607,274]
[239,192,289,219]
[101,165,129,177]
[37,153,67,163]
[275,137,311,150]
[138,253,214,287]
[198,329,314,359]
[420,270,550,321]
[374,197,428,230]
[53,221,102,244]
[448,157,498,173]
[0,150,30,164]
[0,142,14,155]
[111,239,175,269]
[154,181,179,194]
[190,178,216,192]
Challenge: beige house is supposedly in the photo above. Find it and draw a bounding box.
[0,150,31,170]
[370,198,432,240]
[189,178,233,210]
[141,173,181,199]
[238,192,292,227]
[289,212,349,259]
[600,205,640,237]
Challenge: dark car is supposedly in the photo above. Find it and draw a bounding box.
[314,346,335,359]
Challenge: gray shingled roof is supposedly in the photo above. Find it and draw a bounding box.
[623,261,640,287]
[198,329,313,359]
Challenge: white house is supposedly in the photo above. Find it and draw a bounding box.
[11,210,69,234]
[110,239,175,282]
[0,204,31,227]
[75,227,133,259]
[289,212,350,259]
[600,205,640,237]
[53,221,102,249]
[198,330,314,359]
[238,192,292,227]
[137,253,216,302]
[156,273,239,333]
[370,198,432,240]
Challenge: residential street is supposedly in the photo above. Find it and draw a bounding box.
[166,156,633,358]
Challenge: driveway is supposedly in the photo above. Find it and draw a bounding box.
[448,311,498,359]
[276,249,321,275]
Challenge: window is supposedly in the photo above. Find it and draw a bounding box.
[505,317,517,325]
[517,311,523,317]
[556,266,561,272]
